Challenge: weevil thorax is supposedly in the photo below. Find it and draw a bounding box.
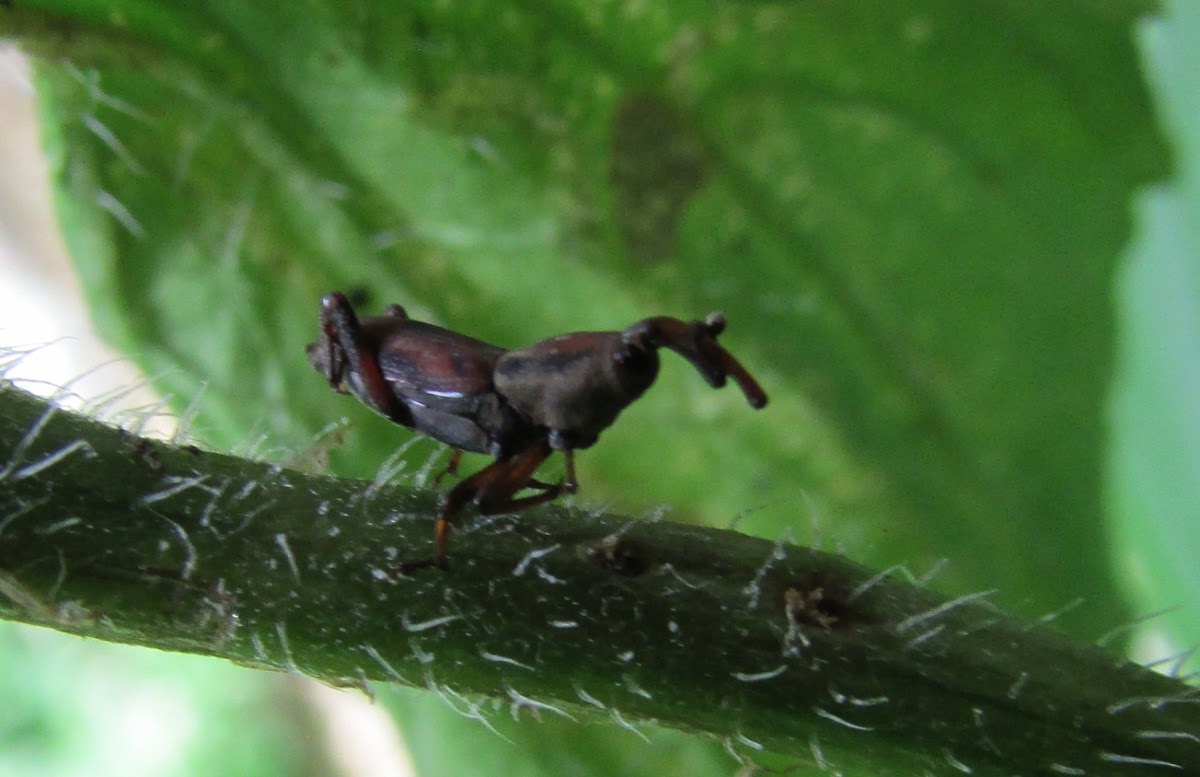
[494,331,660,450]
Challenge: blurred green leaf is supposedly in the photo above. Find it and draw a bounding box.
[9,0,1169,773]
[385,687,742,777]
[1109,1,1200,672]
[0,622,309,777]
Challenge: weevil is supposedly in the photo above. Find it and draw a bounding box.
[307,291,768,571]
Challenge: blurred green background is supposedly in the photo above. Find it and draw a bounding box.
[1,1,1197,775]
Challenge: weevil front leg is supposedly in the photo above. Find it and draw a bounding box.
[430,447,562,492]
[468,447,577,509]
[400,440,568,572]
[547,432,579,495]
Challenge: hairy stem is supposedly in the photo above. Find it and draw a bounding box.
[0,383,1195,776]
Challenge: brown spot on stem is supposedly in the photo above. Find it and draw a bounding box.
[119,428,165,473]
[785,586,840,630]
[586,534,650,577]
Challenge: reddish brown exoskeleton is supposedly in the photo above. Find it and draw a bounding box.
[307,292,767,571]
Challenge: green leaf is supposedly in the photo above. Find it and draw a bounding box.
[385,687,739,777]
[0,621,310,777]
[1109,1,1200,671]
[8,0,1170,772]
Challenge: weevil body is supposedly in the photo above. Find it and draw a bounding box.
[307,292,767,570]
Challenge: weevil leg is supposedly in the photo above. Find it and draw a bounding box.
[401,440,564,572]
[477,481,566,515]
[318,293,412,424]
[561,449,578,494]
[430,448,464,487]
[545,431,578,495]
[471,444,578,507]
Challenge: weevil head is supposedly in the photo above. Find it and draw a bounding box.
[626,313,768,410]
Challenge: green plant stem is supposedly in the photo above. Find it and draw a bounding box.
[0,383,1195,776]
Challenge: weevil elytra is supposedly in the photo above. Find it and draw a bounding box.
[307,292,767,570]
